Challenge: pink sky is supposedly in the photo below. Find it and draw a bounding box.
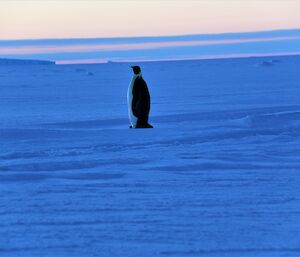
[0,0,300,40]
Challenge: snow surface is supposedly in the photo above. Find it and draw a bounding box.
[0,56,300,257]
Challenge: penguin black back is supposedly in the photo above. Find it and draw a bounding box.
[128,66,153,128]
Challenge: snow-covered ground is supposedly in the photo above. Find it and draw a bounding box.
[0,56,300,257]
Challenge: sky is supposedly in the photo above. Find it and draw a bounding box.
[0,0,300,40]
[1,0,300,64]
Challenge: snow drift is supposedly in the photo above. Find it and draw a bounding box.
[0,55,300,257]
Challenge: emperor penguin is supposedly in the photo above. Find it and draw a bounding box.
[127,66,153,128]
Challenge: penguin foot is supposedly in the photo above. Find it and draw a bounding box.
[145,124,153,128]
[136,123,153,128]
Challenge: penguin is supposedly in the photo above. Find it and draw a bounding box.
[127,66,153,128]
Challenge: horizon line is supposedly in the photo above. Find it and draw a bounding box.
[55,52,300,65]
[1,28,300,42]
[2,52,300,66]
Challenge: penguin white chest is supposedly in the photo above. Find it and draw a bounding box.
[127,76,138,127]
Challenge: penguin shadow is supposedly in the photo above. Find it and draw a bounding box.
[44,118,128,129]
[41,111,208,130]
[42,110,237,130]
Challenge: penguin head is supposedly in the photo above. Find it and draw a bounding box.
[131,66,141,75]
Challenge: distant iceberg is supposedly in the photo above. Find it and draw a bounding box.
[0,58,55,65]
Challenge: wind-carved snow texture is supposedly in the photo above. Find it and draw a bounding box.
[0,56,300,257]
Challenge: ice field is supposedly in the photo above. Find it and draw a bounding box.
[0,56,300,256]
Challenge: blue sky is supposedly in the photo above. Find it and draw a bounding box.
[1,29,300,64]
[0,1,300,63]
